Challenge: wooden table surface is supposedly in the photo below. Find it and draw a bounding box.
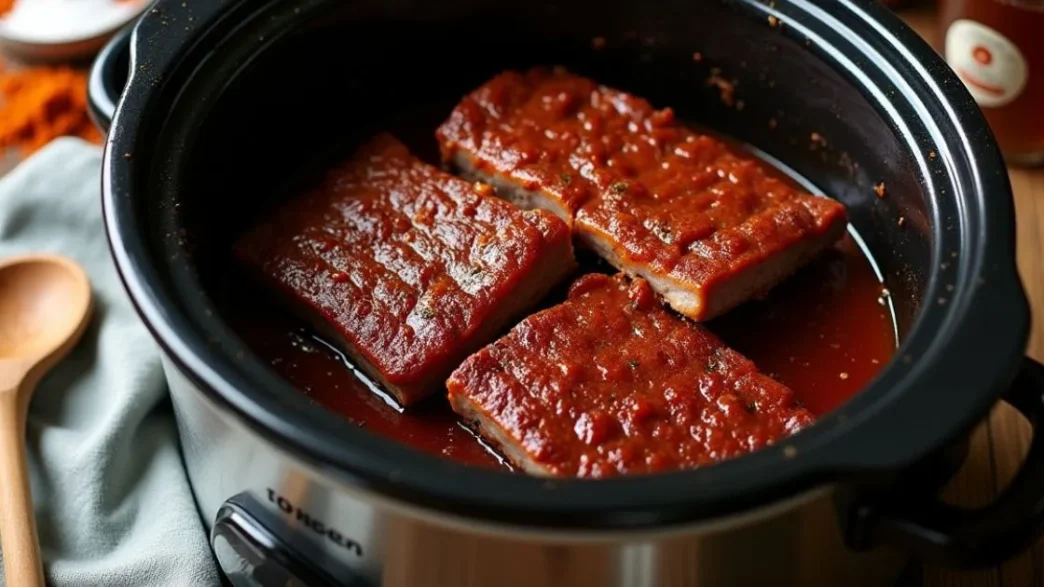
[896,6,1044,587]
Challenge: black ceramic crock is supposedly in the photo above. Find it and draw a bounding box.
[90,0,1044,584]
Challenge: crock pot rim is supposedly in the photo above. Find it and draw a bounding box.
[99,0,1031,530]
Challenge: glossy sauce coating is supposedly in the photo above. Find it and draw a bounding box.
[223,122,894,471]
[437,68,848,320]
[222,234,893,470]
[448,273,814,478]
[225,323,509,469]
[233,133,573,404]
[712,237,895,415]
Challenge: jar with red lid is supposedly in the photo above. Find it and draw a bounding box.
[940,0,1044,166]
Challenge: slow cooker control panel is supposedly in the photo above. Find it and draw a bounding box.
[212,495,350,587]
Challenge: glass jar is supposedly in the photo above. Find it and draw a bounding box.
[940,0,1044,166]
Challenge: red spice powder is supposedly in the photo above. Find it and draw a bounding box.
[0,59,103,155]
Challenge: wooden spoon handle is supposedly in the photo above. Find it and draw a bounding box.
[0,392,44,587]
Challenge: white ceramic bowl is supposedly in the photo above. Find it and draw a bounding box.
[0,0,148,62]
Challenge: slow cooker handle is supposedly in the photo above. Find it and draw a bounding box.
[87,25,133,134]
[853,356,1044,568]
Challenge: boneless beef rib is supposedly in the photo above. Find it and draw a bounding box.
[447,273,813,477]
[436,68,848,321]
[234,134,576,406]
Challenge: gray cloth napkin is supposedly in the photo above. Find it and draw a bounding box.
[0,138,219,586]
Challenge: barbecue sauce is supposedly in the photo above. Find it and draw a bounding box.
[446,273,816,478]
[219,141,897,472]
[941,0,1044,165]
[220,239,894,471]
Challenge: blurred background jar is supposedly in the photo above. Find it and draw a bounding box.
[940,0,1044,167]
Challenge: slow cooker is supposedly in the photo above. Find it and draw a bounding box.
[88,0,1044,585]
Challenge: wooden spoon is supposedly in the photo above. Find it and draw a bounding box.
[0,254,92,587]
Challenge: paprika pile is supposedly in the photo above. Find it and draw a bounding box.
[0,59,101,155]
